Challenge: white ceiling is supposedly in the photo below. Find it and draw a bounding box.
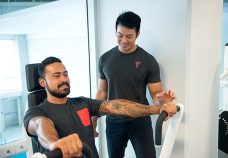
[0,0,86,35]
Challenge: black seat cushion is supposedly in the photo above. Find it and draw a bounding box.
[219,111,228,154]
[25,63,44,92]
[28,90,47,109]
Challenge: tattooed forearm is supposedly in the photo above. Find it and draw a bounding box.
[112,103,120,110]
[99,99,160,117]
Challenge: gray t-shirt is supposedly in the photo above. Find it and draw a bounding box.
[24,97,102,158]
[99,46,161,122]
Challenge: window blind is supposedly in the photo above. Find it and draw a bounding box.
[27,35,90,98]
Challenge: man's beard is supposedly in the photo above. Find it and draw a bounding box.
[46,82,70,98]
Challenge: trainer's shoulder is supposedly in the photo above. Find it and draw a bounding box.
[137,46,157,61]
[100,46,118,59]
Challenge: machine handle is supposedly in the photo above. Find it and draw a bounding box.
[45,148,62,158]
[155,105,180,145]
[45,143,93,158]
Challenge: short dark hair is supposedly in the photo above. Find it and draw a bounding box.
[38,56,62,78]
[115,11,141,33]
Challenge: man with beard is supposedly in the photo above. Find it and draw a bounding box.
[24,56,177,158]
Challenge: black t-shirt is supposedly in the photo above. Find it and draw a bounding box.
[99,46,161,122]
[24,97,102,158]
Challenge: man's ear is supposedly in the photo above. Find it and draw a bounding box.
[136,31,140,38]
[39,78,46,88]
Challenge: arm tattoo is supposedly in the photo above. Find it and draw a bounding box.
[99,99,160,117]
[112,103,120,110]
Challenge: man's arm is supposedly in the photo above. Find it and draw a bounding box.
[27,116,83,157]
[95,79,108,100]
[28,116,59,149]
[148,82,164,105]
[92,79,108,137]
[99,99,176,117]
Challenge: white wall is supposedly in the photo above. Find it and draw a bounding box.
[96,0,187,157]
[185,0,222,157]
[221,11,228,111]
[96,0,222,158]
[222,12,228,69]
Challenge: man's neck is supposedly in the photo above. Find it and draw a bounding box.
[47,96,67,104]
[119,45,137,54]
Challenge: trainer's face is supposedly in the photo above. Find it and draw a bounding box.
[116,25,139,54]
[40,62,70,98]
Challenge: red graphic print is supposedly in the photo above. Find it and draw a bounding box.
[77,108,91,127]
[135,61,141,68]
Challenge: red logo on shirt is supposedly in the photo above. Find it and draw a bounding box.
[77,108,91,127]
[135,61,141,68]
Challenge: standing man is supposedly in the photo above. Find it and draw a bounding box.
[92,11,176,158]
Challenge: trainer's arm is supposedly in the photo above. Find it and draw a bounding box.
[92,79,108,137]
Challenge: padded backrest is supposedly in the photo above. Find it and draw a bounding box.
[25,63,47,153]
[25,63,47,108]
[25,63,44,92]
[25,63,46,109]
[27,90,47,109]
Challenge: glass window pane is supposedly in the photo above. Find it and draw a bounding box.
[0,39,24,146]
[0,0,93,156]
[0,40,22,92]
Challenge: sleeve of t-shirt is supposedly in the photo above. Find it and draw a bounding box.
[83,97,103,116]
[98,56,106,80]
[23,107,48,137]
[147,56,161,83]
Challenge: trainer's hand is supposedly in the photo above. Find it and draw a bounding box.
[156,90,176,104]
[49,133,83,158]
[160,102,177,121]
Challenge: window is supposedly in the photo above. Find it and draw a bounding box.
[0,40,22,92]
[0,39,24,146]
[0,0,94,157]
[27,34,91,98]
